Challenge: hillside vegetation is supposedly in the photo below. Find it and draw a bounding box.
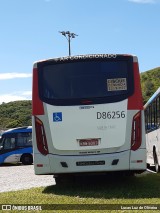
[0,100,31,129]
[140,67,160,104]
[0,67,159,129]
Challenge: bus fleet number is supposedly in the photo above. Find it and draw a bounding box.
[97,111,126,119]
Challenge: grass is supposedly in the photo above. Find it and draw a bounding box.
[0,172,160,212]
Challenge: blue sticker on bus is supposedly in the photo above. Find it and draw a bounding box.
[53,112,62,122]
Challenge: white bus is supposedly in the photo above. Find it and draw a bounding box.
[32,54,146,182]
[144,87,160,172]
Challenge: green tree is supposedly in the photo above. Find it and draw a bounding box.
[140,67,160,104]
[0,100,31,129]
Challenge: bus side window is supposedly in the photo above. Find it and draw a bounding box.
[17,133,24,147]
[4,137,15,149]
[25,133,32,146]
[17,133,32,147]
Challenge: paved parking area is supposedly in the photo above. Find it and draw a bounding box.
[0,164,55,193]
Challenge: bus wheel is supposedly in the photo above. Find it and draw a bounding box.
[153,152,159,173]
[21,154,33,165]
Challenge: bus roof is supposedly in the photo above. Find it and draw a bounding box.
[2,126,32,135]
[33,54,138,68]
[144,87,160,109]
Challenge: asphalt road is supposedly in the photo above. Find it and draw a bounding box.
[0,164,55,193]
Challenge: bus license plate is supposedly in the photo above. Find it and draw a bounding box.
[76,161,105,166]
[79,139,99,146]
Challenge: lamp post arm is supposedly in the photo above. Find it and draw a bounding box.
[59,31,78,56]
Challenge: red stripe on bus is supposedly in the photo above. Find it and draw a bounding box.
[32,68,44,115]
[128,62,143,110]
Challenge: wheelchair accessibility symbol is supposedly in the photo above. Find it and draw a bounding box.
[53,112,62,122]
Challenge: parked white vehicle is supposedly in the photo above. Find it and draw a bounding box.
[32,54,146,183]
[144,87,160,172]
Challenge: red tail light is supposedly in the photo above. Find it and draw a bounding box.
[81,100,93,104]
[32,68,44,115]
[131,111,142,151]
[35,117,49,155]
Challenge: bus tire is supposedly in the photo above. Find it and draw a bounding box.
[153,151,159,173]
[21,154,33,165]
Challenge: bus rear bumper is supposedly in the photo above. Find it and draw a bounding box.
[129,148,146,170]
[34,149,146,175]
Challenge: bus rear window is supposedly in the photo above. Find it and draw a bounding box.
[38,59,134,105]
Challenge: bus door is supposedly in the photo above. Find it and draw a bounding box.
[0,134,17,164]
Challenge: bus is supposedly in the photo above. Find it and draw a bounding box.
[0,126,33,165]
[32,54,146,182]
[144,87,160,172]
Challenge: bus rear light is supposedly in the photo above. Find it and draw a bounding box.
[127,62,143,110]
[32,68,44,115]
[35,117,49,155]
[131,111,142,151]
[37,164,43,167]
[131,160,143,163]
[81,100,93,104]
[137,160,143,163]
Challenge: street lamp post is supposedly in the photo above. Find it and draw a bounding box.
[59,31,78,56]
